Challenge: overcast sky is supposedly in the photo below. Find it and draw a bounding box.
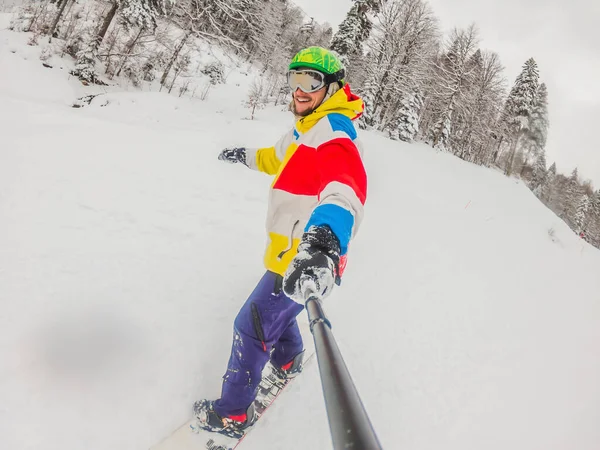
[293,0,600,186]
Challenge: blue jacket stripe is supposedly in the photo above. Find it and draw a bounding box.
[305,203,354,255]
[327,113,357,140]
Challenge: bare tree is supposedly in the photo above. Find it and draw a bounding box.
[48,0,72,40]
[160,29,192,86]
[425,24,480,150]
[246,76,268,119]
[455,50,506,164]
[360,0,438,131]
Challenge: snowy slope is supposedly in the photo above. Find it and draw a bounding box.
[0,0,24,13]
[2,19,600,450]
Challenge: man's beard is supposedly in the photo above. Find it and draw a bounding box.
[290,100,315,117]
[289,83,341,119]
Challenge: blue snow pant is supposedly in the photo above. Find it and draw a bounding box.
[214,271,305,418]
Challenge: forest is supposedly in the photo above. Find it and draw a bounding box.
[9,0,600,248]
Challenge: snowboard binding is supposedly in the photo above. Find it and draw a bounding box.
[192,400,256,439]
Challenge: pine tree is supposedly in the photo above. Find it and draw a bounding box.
[574,194,591,234]
[119,0,171,31]
[587,190,600,247]
[540,161,557,203]
[70,17,100,84]
[528,83,549,147]
[391,89,423,142]
[358,75,379,129]
[330,0,379,69]
[502,58,540,135]
[531,148,547,193]
[74,45,98,83]
[431,104,453,150]
[500,58,539,175]
[520,82,549,179]
[562,168,583,226]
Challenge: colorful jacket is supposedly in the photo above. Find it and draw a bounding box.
[245,84,367,278]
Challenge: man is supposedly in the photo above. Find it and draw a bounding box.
[193,46,367,434]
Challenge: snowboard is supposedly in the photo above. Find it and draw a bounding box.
[150,352,314,450]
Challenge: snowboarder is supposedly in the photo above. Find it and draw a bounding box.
[193,46,367,434]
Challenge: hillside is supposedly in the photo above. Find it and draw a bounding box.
[1,17,600,450]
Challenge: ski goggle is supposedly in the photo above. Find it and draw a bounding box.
[287,69,327,93]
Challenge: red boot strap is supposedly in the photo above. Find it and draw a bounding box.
[228,413,247,423]
[281,360,294,371]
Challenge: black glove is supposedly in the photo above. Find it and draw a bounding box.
[283,225,341,303]
[218,147,247,166]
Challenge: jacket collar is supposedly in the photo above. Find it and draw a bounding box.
[295,84,364,134]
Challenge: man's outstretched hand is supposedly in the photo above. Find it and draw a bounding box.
[283,225,341,303]
[218,147,247,166]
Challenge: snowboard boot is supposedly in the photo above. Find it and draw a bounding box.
[193,399,256,438]
[271,350,305,380]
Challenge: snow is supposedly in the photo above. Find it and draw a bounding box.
[2,17,600,450]
[0,0,24,13]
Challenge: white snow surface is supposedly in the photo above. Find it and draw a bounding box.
[2,17,600,450]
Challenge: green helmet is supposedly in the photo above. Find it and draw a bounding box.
[289,47,345,83]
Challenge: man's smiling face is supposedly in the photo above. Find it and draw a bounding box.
[293,85,327,116]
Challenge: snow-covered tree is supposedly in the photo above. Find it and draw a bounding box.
[520,82,549,179]
[162,0,267,85]
[69,0,171,83]
[539,161,556,203]
[528,83,549,147]
[586,190,600,247]
[330,0,379,70]
[501,58,540,136]
[237,1,306,104]
[255,1,303,73]
[360,0,438,131]
[574,194,591,234]
[288,17,334,58]
[390,89,423,142]
[358,76,378,129]
[426,24,479,150]
[500,58,539,175]
[119,0,172,31]
[562,168,583,225]
[430,106,452,149]
[221,0,265,56]
[69,15,101,83]
[530,147,547,193]
[200,61,225,85]
[246,76,269,119]
[48,0,72,39]
[160,29,192,86]
[452,49,506,163]
[170,0,258,52]
[73,44,98,83]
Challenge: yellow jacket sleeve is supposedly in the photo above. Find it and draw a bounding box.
[254,146,282,175]
[245,129,294,175]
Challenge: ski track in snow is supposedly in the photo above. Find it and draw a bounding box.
[1,15,600,450]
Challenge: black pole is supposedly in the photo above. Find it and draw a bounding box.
[306,295,383,450]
